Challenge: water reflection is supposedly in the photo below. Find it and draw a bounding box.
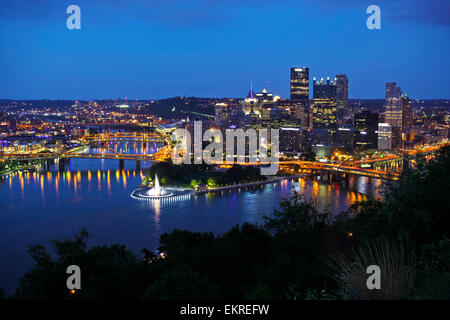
[3,166,381,215]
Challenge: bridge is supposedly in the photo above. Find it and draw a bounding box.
[2,152,399,180]
[280,160,399,180]
[215,160,400,180]
[351,143,447,172]
[1,132,173,171]
[81,132,168,144]
[1,132,447,181]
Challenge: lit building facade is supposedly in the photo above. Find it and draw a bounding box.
[385,82,403,128]
[242,88,278,120]
[312,77,337,130]
[290,67,309,125]
[276,99,297,118]
[378,123,392,150]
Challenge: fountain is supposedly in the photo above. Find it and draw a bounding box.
[131,173,192,202]
[145,174,171,197]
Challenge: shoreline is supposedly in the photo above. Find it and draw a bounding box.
[0,164,40,179]
[194,174,306,195]
[131,174,306,199]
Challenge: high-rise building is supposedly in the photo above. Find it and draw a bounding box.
[242,87,277,120]
[290,67,309,125]
[215,102,233,127]
[354,110,378,151]
[279,127,303,154]
[391,126,402,150]
[378,123,392,150]
[402,95,413,129]
[335,74,348,123]
[334,125,354,153]
[312,77,337,130]
[276,99,297,118]
[385,82,403,128]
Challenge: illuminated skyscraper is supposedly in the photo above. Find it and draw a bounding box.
[335,74,348,122]
[290,67,309,125]
[378,123,392,150]
[385,82,403,127]
[242,87,277,120]
[312,77,337,130]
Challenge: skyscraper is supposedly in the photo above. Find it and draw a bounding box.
[378,123,392,150]
[290,67,309,125]
[385,82,403,128]
[312,77,337,130]
[354,110,378,151]
[335,74,348,123]
[402,95,413,129]
[334,125,354,153]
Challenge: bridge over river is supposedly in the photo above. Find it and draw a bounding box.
[1,132,447,181]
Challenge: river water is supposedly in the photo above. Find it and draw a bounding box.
[0,141,382,295]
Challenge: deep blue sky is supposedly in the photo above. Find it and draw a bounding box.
[0,0,449,100]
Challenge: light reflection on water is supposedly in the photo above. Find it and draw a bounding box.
[0,141,382,295]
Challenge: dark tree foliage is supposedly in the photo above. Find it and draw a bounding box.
[348,147,450,246]
[143,268,220,300]
[262,195,339,297]
[346,146,450,298]
[13,229,162,300]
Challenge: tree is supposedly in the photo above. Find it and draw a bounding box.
[245,285,272,300]
[263,194,335,297]
[190,179,198,189]
[348,146,450,246]
[339,146,450,299]
[207,177,217,188]
[14,229,153,300]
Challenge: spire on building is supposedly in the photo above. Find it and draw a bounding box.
[246,80,255,99]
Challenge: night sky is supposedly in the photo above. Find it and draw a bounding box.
[0,0,449,100]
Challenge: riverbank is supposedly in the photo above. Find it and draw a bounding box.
[0,163,40,178]
[0,145,91,178]
[194,174,305,195]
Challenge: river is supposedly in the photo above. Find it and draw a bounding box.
[0,140,382,295]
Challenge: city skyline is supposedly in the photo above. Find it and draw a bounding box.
[0,0,449,100]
